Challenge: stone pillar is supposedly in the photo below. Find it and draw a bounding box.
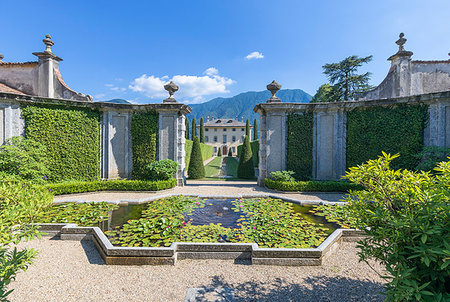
[257,111,267,186]
[387,33,413,98]
[425,100,450,148]
[0,101,24,144]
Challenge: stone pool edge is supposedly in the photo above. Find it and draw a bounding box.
[38,193,363,266]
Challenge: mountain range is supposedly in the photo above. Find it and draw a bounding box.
[104,89,312,122]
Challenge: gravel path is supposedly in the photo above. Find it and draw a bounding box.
[54,180,347,204]
[9,238,386,302]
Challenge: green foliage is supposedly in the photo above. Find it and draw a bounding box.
[309,205,357,229]
[310,84,340,103]
[344,153,450,301]
[42,179,176,195]
[0,137,50,183]
[188,137,205,179]
[264,178,363,192]
[21,105,101,182]
[199,117,205,143]
[228,149,232,157]
[191,118,197,139]
[34,202,118,226]
[415,146,450,172]
[217,148,222,157]
[185,140,213,168]
[0,178,53,300]
[270,170,295,182]
[185,117,189,140]
[131,111,158,180]
[323,55,374,100]
[204,156,223,178]
[237,135,255,179]
[346,104,428,170]
[245,119,250,138]
[286,113,313,180]
[253,118,258,141]
[237,140,259,167]
[225,157,239,178]
[142,160,178,181]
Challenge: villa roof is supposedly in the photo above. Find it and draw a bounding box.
[203,118,249,127]
[0,82,26,95]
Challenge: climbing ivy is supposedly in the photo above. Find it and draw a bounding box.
[286,112,313,180]
[131,111,159,179]
[346,104,428,170]
[22,104,101,182]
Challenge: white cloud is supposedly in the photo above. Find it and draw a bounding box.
[111,87,126,92]
[245,51,264,60]
[129,68,235,103]
[105,84,114,87]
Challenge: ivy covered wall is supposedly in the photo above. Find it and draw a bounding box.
[346,104,429,170]
[22,105,101,182]
[286,112,313,180]
[130,111,159,179]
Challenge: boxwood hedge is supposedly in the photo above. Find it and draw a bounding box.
[264,178,363,192]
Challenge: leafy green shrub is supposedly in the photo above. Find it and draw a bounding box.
[185,139,213,168]
[346,104,428,170]
[142,159,178,181]
[0,137,50,183]
[344,153,450,301]
[270,170,295,182]
[188,137,205,179]
[217,148,222,156]
[264,178,362,192]
[286,113,313,180]
[415,146,450,172]
[131,111,158,179]
[237,135,255,179]
[237,140,259,167]
[0,177,53,300]
[21,105,101,182]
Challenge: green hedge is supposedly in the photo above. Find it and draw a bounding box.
[21,105,101,182]
[131,111,158,179]
[185,139,213,167]
[237,140,259,167]
[42,179,176,195]
[286,113,313,180]
[346,104,428,170]
[264,178,363,192]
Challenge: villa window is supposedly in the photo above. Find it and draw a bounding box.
[241,128,244,131]
[232,147,235,152]
[232,136,236,142]
[241,136,244,141]
[224,128,227,132]
[214,128,217,132]
[214,136,218,142]
[232,128,236,131]
[205,136,209,142]
[214,147,217,153]
[205,128,209,132]
[223,135,227,143]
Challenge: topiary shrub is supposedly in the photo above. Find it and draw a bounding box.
[344,153,450,301]
[217,148,222,157]
[270,170,295,182]
[142,159,178,181]
[228,149,232,157]
[415,146,450,172]
[238,135,255,179]
[0,137,50,183]
[188,137,205,179]
[286,113,313,180]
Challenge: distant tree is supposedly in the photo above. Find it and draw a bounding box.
[245,119,250,138]
[217,148,222,157]
[253,119,258,141]
[311,84,341,103]
[185,117,190,140]
[200,117,205,143]
[187,136,205,179]
[238,135,255,179]
[191,118,197,139]
[322,55,373,101]
[228,149,233,157]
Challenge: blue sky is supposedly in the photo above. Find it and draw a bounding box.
[1,0,450,104]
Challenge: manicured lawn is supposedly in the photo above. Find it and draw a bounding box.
[204,156,223,177]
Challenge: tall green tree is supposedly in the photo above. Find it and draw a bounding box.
[199,117,205,143]
[191,118,197,139]
[237,135,255,179]
[245,119,250,138]
[253,119,258,141]
[185,117,190,140]
[310,84,341,103]
[322,55,373,101]
[187,136,205,179]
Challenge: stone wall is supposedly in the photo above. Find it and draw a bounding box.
[255,91,450,185]
[0,92,190,185]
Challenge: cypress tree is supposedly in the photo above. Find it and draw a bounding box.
[188,136,205,179]
[245,119,250,138]
[200,117,205,143]
[237,135,255,179]
[228,149,232,157]
[253,118,258,141]
[191,118,197,139]
[185,117,190,140]
[218,148,222,156]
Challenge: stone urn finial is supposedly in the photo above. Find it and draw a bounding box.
[396,33,407,51]
[43,34,54,53]
[163,81,179,103]
[0,54,4,63]
[266,80,282,103]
